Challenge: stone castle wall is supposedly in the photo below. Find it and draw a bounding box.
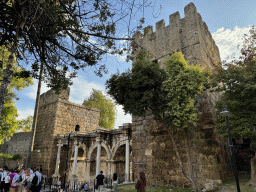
[0,132,32,169]
[31,87,100,176]
[132,2,230,187]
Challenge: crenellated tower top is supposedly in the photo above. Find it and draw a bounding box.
[133,2,221,70]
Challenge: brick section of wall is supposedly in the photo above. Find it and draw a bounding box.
[31,87,100,176]
[0,132,32,169]
[132,2,230,187]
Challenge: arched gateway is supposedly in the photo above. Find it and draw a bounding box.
[28,87,133,188]
[54,125,132,185]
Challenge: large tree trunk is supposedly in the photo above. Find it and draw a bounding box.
[167,128,202,192]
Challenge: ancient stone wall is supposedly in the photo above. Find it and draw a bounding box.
[0,132,32,169]
[132,2,230,187]
[31,87,100,176]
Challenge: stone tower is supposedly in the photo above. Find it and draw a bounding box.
[30,87,100,176]
[132,2,230,187]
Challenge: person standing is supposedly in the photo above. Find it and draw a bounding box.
[18,169,24,192]
[11,170,20,192]
[112,173,118,192]
[84,182,88,192]
[95,171,105,192]
[28,168,41,192]
[4,172,10,192]
[9,170,16,184]
[1,170,7,192]
[135,171,146,192]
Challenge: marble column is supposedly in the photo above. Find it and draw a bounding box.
[96,137,101,175]
[70,140,79,181]
[124,136,130,183]
[52,140,63,184]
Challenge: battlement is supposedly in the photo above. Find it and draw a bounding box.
[39,87,70,106]
[133,2,221,69]
[134,3,196,39]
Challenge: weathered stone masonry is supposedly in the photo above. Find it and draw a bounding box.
[132,2,230,187]
[30,87,100,176]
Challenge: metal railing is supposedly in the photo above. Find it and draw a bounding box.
[42,173,134,192]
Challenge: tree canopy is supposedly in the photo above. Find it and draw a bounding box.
[83,89,116,129]
[209,26,256,141]
[0,45,33,143]
[18,115,33,132]
[0,0,152,93]
[106,51,209,130]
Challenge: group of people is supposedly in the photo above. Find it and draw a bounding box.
[95,171,146,192]
[0,166,43,192]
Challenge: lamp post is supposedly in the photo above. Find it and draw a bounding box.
[220,104,241,192]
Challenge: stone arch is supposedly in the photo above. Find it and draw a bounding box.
[111,139,132,160]
[70,143,86,158]
[87,141,111,160]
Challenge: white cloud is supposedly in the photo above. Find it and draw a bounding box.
[212,25,252,63]
[114,105,132,129]
[69,76,105,104]
[17,108,34,120]
[24,79,51,100]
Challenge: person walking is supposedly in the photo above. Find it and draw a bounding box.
[135,171,146,192]
[11,170,20,192]
[4,172,10,192]
[95,171,105,192]
[28,168,41,192]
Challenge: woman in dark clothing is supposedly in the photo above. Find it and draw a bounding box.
[135,171,146,192]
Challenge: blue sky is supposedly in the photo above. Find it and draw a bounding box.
[14,0,256,128]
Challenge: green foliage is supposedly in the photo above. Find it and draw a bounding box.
[83,89,116,129]
[12,154,22,160]
[0,0,149,93]
[0,153,22,161]
[106,51,168,118]
[209,27,256,141]
[0,46,33,143]
[18,115,33,132]
[162,51,209,130]
[106,51,209,132]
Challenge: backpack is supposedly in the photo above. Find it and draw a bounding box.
[32,174,38,186]
[18,174,23,182]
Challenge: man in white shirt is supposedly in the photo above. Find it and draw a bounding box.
[0,169,3,192]
[29,168,41,192]
[1,169,7,192]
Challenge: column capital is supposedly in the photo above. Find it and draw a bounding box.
[86,159,91,162]
[57,143,63,147]
[96,137,101,143]
[57,139,62,144]
[123,136,129,140]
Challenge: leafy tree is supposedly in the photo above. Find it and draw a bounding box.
[0,45,33,143]
[209,26,256,185]
[0,0,154,120]
[83,89,116,129]
[17,115,33,132]
[106,51,209,192]
[0,0,151,92]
